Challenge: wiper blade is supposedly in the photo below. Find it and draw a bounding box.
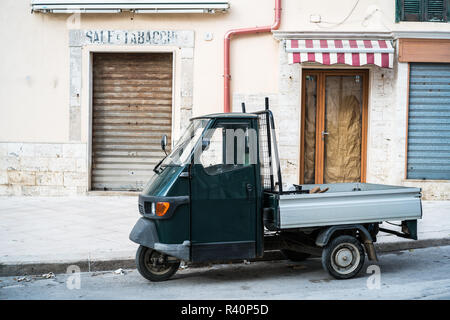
[153,156,167,173]
[160,164,181,169]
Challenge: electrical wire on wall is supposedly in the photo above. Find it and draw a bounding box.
[315,0,360,28]
[313,0,391,31]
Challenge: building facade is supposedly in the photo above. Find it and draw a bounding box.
[0,0,449,199]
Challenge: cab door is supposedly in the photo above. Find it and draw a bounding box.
[190,119,258,262]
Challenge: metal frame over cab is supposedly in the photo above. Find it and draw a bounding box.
[130,98,422,282]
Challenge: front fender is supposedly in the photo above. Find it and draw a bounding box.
[129,218,190,261]
[129,218,159,249]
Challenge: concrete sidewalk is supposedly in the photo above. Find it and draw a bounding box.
[0,196,449,276]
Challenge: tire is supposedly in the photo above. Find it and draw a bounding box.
[136,245,180,282]
[321,235,365,280]
[281,249,311,262]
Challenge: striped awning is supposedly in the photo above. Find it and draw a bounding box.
[286,39,394,68]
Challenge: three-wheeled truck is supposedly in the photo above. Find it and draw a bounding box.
[130,99,422,281]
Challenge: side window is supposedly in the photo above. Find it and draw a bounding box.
[199,121,256,175]
[200,127,223,169]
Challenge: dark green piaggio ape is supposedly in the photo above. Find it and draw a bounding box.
[130,99,422,281]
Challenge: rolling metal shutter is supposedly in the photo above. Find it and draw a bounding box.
[92,53,172,191]
[407,63,450,180]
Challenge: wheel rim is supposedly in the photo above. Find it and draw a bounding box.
[143,250,176,275]
[330,243,361,275]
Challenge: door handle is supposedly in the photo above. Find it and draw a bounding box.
[246,183,254,200]
[321,131,329,140]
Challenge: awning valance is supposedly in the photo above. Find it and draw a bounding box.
[286,39,394,68]
[31,0,230,13]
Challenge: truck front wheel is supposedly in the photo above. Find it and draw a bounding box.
[321,235,365,280]
[136,245,180,282]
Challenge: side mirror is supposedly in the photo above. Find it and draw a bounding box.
[161,135,168,155]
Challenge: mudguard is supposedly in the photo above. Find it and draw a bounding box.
[129,218,159,248]
[315,224,378,261]
[129,218,190,261]
[315,224,373,247]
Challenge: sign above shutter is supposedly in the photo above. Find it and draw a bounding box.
[286,39,394,69]
[399,38,450,63]
[31,0,229,13]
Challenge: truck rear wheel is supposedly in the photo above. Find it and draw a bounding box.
[281,250,311,262]
[136,245,180,282]
[321,235,365,280]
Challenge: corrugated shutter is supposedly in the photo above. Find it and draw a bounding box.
[407,63,450,180]
[92,53,172,191]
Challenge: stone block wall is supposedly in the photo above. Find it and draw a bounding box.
[233,91,300,186]
[365,64,399,184]
[0,142,88,195]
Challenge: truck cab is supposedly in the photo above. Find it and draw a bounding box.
[130,111,267,281]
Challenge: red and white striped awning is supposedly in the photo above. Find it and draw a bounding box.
[287,39,394,68]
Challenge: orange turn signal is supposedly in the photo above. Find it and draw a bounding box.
[155,202,170,216]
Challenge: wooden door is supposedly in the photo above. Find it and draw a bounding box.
[300,70,368,184]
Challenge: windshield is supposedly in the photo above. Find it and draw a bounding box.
[158,119,210,170]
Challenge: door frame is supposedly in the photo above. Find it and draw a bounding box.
[300,69,369,184]
[81,45,182,192]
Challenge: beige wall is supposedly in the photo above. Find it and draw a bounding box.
[0,0,277,143]
[282,0,450,32]
[2,0,450,143]
[0,1,70,142]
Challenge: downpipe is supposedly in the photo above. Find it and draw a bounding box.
[223,0,282,113]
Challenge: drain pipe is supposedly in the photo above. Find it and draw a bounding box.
[223,0,282,113]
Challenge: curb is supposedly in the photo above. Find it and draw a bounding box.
[374,237,450,252]
[1,238,450,277]
[0,259,137,278]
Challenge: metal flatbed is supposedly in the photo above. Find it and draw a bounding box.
[273,183,422,229]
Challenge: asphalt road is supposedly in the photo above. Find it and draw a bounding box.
[1,245,450,300]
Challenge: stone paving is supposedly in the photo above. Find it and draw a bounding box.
[0,196,138,264]
[0,197,449,265]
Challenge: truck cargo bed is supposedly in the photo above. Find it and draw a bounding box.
[275,183,422,229]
